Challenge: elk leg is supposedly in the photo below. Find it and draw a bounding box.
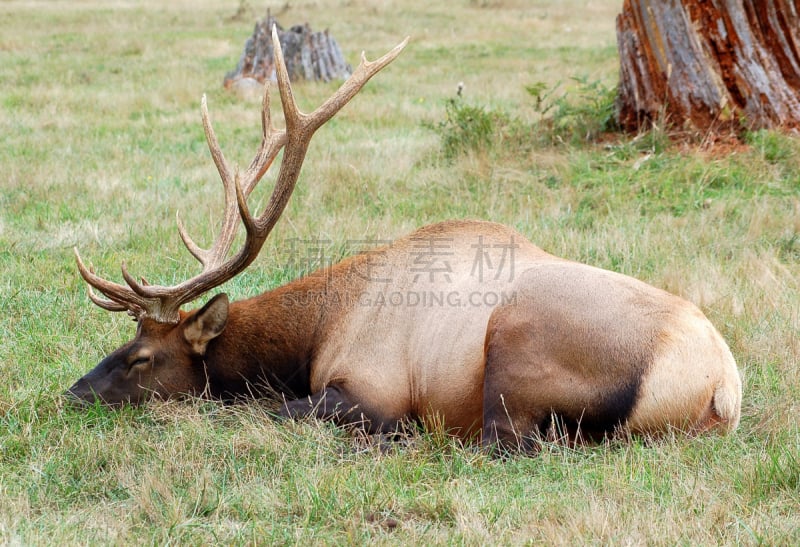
[279,385,401,435]
[481,397,544,454]
[480,317,549,454]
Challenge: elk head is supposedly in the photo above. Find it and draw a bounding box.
[68,28,407,406]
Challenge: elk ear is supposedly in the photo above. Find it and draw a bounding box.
[184,293,229,355]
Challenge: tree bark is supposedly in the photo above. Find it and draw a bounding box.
[616,0,800,132]
[224,12,351,88]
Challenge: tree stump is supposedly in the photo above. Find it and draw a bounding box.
[616,0,800,132]
[224,12,351,88]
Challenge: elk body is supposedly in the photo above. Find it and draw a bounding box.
[68,29,742,449]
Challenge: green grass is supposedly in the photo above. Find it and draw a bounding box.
[1,0,799,543]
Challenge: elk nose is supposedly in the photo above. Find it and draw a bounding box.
[63,381,96,408]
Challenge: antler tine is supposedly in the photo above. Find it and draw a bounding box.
[239,80,283,189]
[176,211,206,265]
[76,30,407,323]
[200,95,234,192]
[74,248,147,317]
[299,36,410,135]
[86,285,131,313]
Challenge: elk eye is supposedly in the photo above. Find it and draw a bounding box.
[129,356,152,370]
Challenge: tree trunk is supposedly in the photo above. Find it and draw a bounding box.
[616,0,800,132]
[224,12,351,88]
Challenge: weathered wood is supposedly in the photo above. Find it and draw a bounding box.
[616,0,800,132]
[224,12,351,87]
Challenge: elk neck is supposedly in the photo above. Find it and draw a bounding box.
[200,272,334,401]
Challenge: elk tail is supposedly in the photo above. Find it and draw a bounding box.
[711,357,742,433]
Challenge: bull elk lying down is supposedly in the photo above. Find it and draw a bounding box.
[68,29,742,451]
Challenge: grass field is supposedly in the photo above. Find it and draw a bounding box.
[1,0,798,543]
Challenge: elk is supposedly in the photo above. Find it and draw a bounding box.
[68,28,742,450]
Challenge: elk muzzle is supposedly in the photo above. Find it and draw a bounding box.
[64,344,151,407]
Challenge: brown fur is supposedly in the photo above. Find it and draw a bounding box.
[68,220,742,448]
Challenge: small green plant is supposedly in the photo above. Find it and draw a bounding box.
[430,78,619,160]
[431,97,501,159]
[744,129,793,162]
[528,76,618,144]
[525,80,560,116]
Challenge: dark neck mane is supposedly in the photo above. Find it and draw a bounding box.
[202,274,330,401]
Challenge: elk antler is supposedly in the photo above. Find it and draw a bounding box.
[75,27,409,323]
